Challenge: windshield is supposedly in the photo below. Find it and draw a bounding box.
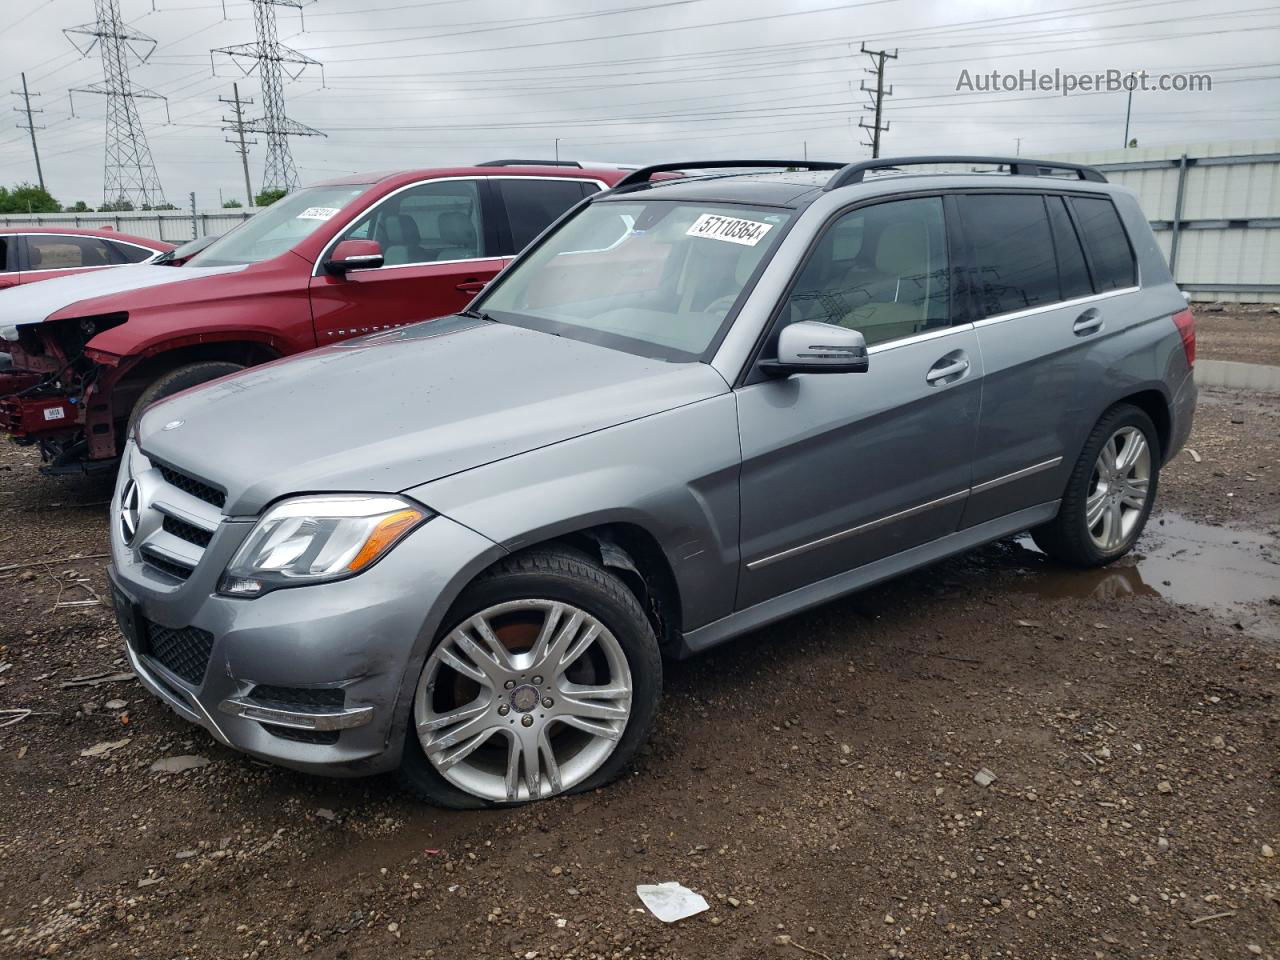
[188,184,371,267]
[478,200,793,361]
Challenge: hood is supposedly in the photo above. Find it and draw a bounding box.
[137,316,730,515]
[0,263,247,340]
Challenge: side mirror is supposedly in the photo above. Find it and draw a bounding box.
[324,239,384,276]
[759,320,869,377]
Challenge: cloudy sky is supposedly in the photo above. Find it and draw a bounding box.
[1,0,1277,208]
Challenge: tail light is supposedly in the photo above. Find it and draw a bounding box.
[1172,307,1195,368]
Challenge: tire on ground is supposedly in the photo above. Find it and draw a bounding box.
[1031,402,1161,568]
[127,361,245,437]
[399,545,663,810]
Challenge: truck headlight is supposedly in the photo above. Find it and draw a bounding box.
[219,494,429,597]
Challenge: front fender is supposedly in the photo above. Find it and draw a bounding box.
[407,395,742,632]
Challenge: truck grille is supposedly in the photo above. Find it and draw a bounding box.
[155,463,226,509]
[140,547,195,581]
[145,621,215,685]
[162,514,213,548]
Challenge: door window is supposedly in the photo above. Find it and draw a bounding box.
[1046,196,1093,300]
[0,237,12,273]
[1070,195,1136,291]
[957,194,1059,318]
[782,196,950,347]
[498,178,595,252]
[24,234,118,270]
[107,240,156,264]
[341,180,485,267]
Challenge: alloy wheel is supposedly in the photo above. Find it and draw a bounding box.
[1085,425,1151,551]
[414,599,632,803]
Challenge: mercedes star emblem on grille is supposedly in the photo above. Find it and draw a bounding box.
[120,480,141,545]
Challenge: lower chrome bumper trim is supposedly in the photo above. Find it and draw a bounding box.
[217,698,374,732]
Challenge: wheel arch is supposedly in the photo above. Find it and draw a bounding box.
[1112,388,1172,463]
[107,338,284,419]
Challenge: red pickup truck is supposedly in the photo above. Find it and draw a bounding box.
[0,163,626,473]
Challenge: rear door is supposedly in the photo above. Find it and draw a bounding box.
[0,236,18,289]
[959,191,1138,527]
[735,195,982,608]
[308,177,505,344]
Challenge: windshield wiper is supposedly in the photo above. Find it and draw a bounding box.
[458,307,495,322]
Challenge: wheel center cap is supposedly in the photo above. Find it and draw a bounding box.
[510,684,540,713]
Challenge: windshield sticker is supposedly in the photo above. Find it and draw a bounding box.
[296,206,340,221]
[686,213,773,246]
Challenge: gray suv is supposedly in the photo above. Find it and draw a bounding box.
[108,156,1196,808]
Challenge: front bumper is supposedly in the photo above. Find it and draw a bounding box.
[108,473,503,777]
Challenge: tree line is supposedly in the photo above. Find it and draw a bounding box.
[0,182,288,214]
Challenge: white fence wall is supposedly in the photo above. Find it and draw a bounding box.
[0,208,255,245]
[1060,139,1280,303]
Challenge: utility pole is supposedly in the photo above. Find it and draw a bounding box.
[65,0,168,209]
[1122,72,1136,148]
[12,73,46,191]
[858,42,897,159]
[213,0,325,195]
[554,137,560,161]
[1015,137,1022,156]
[189,191,198,240]
[220,82,257,206]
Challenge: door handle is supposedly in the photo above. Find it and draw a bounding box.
[1073,308,1103,336]
[925,357,970,384]
[455,279,487,294]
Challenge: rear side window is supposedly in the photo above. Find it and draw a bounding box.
[499,179,593,252]
[107,241,155,264]
[957,194,1058,318]
[1071,196,1136,291]
[1046,196,1093,300]
[24,234,118,270]
[0,237,11,273]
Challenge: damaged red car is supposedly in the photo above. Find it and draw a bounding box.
[0,162,624,473]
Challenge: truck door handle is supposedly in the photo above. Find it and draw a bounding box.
[1073,308,1103,335]
[455,280,487,293]
[925,356,970,384]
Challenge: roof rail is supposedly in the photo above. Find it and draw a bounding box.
[612,160,844,192]
[824,155,1107,190]
[476,159,583,168]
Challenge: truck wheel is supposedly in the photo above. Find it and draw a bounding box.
[1031,403,1161,568]
[127,361,244,437]
[399,546,662,809]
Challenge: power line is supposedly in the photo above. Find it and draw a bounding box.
[212,0,325,194]
[65,0,168,209]
[12,72,47,191]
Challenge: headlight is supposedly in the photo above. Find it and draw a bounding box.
[219,494,429,597]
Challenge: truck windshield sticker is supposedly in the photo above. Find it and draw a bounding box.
[297,207,340,221]
[686,213,773,246]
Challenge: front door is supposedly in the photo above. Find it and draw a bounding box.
[735,196,982,609]
[309,178,504,344]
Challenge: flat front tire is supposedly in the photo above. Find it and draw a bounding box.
[399,547,662,809]
[1032,403,1161,567]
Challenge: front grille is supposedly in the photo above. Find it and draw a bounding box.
[145,621,214,685]
[140,547,194,581]
[249,685,346,712]
[260,723,340,745]
[162,514,213,548]
[155,463,226,509]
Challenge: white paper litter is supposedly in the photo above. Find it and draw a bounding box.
[635,882,709,923]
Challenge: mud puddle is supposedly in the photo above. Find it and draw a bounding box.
[980,513,1278,639]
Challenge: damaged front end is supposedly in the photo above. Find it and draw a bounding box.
[0,312,129,474]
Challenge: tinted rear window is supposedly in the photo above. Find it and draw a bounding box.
[499,179,593,252]
[108,240,155,264]
[957,194,1058,318]
[1046,196,1093,300]
[1070,196,1136,292]
[0,237,11,273]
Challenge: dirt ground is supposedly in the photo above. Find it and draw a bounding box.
[1194,303,1280,368]
[0,387,1277,960]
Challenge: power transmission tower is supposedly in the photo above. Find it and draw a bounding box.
[212,0,325,195]
[220,82,257,207]
[857,42,897,159]
[65,0,168,210]
[12,73,46,191]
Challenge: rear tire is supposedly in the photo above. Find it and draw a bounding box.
[127,361,244,437]
[399,546,662,809]
[1031,403,1160,567]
